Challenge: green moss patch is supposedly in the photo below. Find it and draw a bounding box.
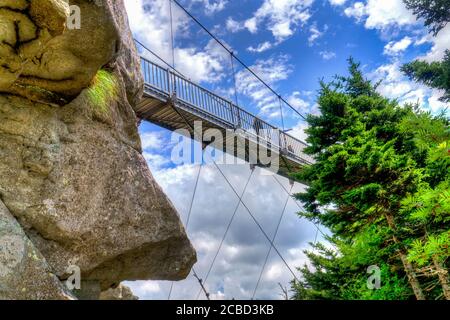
[86,69,118,116]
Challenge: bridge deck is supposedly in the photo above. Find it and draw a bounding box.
[136,57,313,178]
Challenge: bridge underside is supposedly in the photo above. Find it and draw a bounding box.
[136,93,305,179]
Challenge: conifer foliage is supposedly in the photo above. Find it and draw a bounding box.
[291,0,449,300]
[292,61,449,300]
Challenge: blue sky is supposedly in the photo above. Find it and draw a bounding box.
[123,0,449,300]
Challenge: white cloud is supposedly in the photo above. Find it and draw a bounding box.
[344,2,366,22]
[344,0,416,32]
[125,0,229,83]
[129,155,319,299]
[141,132,164,150]
[289,121,309,142]
[419,24,450,62]
[383,36,412,56]
[266,263,283,280]
[192,0,228,15]
[319,50,336,60]
[247,41,273,53]
[236,56,293,118]
[244,17,259,33]
[414,34,430,46]
[226,17,244,33]
[228,0,314,43]
[287,91,310,112]
[285,91,319,142]
[127,281,162,296]
[143,152,170,171]
[308,23,328,46]
[329,0,347,5]
[369,62,447,113]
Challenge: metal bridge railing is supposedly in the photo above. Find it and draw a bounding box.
[140,57,313,165]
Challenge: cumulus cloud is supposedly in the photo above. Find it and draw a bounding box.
[141,131,165,150]
[126,156,321,299]
[343,2,366,22]
[244,17,259,33]
[125,0,230,83]
[329,0,347,5]
[285,91,319,142]
[287,91,311,112]
[143,152,170,171]
[247,41,274,53]
[308,23,328,46]
[129,282,162,297]
[418,24,450,62]
[226,0,314,44]
[319,50,336,60]
[341,1,448,63]
[289,121,309,142]
[383,36,412,56]
[369,62,447,113]
[344,0,416,32]
[236,56,293,118]
[226,17,244,33]
[192,0,228,15]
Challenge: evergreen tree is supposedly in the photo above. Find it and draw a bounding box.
[401,0,450,103]
[401,50,450,102]
[403,0,450,36]
[293,235,412,300]
[292,60,449,300]
[400,3,450,298]
[399,111,450,299]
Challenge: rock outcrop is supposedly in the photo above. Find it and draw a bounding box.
[0,0,196,299]
[0,201,73,299]
[100,284,138,300]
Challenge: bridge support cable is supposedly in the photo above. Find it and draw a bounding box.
[185,163,203,229]
[278,96,289,156]
[168,153,203,300]
[167,282,174,300]
[193,269,211,300]
[168,0,178,96]
[272,175,326,238]
[169,0,176,70]
[195,165,256,300]
[165,99,217,300]
[251,182,294,300]
[134,38,186,79]
[210,160,300,282]
[230,52,241,128]
[313,227,319,246]
[234,132,303,283]
[278,96,286,133]
[233,136,322,297]
[171,0,306,121]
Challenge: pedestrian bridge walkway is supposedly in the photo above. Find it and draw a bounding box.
[136,57,314,178]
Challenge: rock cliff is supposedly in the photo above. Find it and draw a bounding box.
[0,0,196,299]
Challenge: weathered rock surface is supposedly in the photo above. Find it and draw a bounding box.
[100,284,138,300]
[0,200,74,300]
[0,0,196,299]
[0,0,117,104]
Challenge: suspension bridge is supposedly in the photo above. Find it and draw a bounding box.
[136,56,314,178]
[133,0,323,300]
